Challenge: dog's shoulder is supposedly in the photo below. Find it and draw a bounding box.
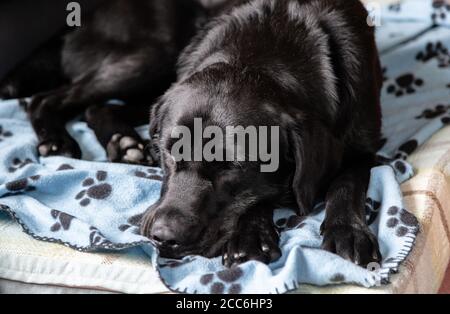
[178,0,372,122]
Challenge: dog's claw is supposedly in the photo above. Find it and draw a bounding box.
[28,89,82,159]
[222,213,281,267]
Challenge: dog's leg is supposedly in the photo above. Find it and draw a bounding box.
[320,154,382,267]
[27,72,109,158]
[222,207,281,267]
[27,82,92,158]
[85,104,157,165]
[28,44,175,159]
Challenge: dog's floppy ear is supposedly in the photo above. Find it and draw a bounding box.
[289,124,344,215]
[148,97,168,164]
[149,99,163,139]
[289,129,318,216]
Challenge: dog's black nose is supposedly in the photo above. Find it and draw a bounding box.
[147,206,204,251]
[150,223,180,248]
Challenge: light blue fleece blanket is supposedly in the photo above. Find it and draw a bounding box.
[1,0,449,294]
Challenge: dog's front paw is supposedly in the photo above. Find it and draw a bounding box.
[222,217,281,267]
[38,135,82,159]
[321,224,381,267]
[107,133,154,165]
[28,88,70,111]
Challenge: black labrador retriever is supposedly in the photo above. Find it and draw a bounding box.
[141,0,383,267]
[1,0,382,267]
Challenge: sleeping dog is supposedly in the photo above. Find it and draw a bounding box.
[1,0,383,267]
[141,0,383,267]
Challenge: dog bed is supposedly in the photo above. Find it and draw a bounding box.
[0,212,167,294]
[1,123,450,294]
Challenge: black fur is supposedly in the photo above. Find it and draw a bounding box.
[1,0,383,267]
[141,0,383,267]
[0,32,67,99]
[1,0,206,163]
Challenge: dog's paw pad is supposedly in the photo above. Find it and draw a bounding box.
[124,148,145,162]
[107,134,152,165]
[38,144,58,156]
[37,138,81,158]
[119,136,138,150]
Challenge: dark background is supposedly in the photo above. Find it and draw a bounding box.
[0,0,104,81]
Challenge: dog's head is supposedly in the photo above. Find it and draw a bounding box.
[140,64,329,258]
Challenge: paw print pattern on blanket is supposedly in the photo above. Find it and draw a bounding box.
[432,0,450,24]
[75,171,112,207]
[388,2,402,12]
[386,73,424,97]
[4,176,39,193]
[395,139,418,160]
[392,159,414,183]
[386,206,419,237]
[415,104,450,119]
[57,164,75,171]
[329,273,346,283]
[134,168,163,181]
[118,212,143,233]
[0,125,13,142]
[199,267,244,294]
[50,209,75,232]
[329,272,382,287]
[416,41,450,68]
[374,154,414,183]
[8,158,34,173]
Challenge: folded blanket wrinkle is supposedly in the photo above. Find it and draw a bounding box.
[0,0,449,294]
